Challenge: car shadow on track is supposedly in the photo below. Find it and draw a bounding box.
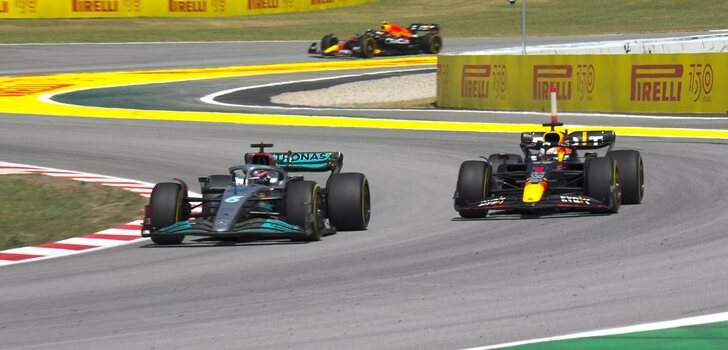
[451,211,611,221]
[140,237,309,248]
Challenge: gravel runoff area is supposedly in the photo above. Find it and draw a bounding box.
[271,73,436,107]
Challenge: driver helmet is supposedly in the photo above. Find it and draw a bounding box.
[542,131,565,147]
[545,145,573,162]
[381,20,391,31]
[248,169,270,185]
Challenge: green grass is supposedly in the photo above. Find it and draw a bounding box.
[0,174,146,250]
[1,0,727,43]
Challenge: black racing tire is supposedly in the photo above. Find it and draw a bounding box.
[149,182,186,245]
[358,36,376,58]
[421,32,443,54]
[607,150,644,204]
[320,34,338,55]
[286,181,322,241]
[455,160,491,218]
[586,157,621,213]
[201,174,232,218]
[327,173,371,231]
[487,153,523,173]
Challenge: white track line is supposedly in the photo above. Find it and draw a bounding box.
[200,70,728,121]
[0,161,200,267]
[462,311,728,349]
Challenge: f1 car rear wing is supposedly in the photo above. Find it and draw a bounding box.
[520,130,616,150]
[408,23,440,33]
[244,152,343,173]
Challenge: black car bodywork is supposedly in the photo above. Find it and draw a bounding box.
[454,120,645,218]
[308,23,442,58]
[142,143,371,244]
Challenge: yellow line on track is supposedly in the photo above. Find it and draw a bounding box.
[1,56,727,139]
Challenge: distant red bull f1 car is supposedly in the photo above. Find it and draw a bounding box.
[454,118,644,217]
[307,23,442,58]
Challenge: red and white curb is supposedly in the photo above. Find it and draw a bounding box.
[0,161,158,267]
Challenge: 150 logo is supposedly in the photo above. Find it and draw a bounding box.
[0,1,8,12]
[492,64,507,100]
[437,63,450,97]
[689,63,713,102]
[575,64,595,101]
[122,0,139,11]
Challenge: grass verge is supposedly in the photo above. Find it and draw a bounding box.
[0,174,146,250]
[1,0,727,43]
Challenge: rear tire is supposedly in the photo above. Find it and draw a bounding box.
[149,182,186,245]
[421,33,443,54]
[586,157,620,213]
[455,160,490,218]
[607,150,644,204]
[358,36,376,58]
[286,181,322,241]
[327,173,371,231]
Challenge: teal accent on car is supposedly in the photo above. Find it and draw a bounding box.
[272,152,332,170]
[157,218,304,235]
[157,221,193,233]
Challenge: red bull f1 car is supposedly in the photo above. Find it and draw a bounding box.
[307,23,442,58]
[454,118,644,217]
[142,143,371,245]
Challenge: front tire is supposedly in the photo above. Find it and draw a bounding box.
[149,182,186,245]
[286,181,323,241]
[455,160,491,218]
[327,173,371,231]
[586,157,621,213]
[320,34,338,55]
[607,150,644,204]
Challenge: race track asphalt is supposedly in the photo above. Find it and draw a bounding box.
[1,36,728,350]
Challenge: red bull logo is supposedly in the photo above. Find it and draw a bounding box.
[248,0,278,9]
[533,65,572,100]
[169,0,207,12]
[630,64,682,102]
[461,65,490,98]
[72,0,119,12]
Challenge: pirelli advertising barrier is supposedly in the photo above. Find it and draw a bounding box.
[437,53,727,114]
[0,0,370,18]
